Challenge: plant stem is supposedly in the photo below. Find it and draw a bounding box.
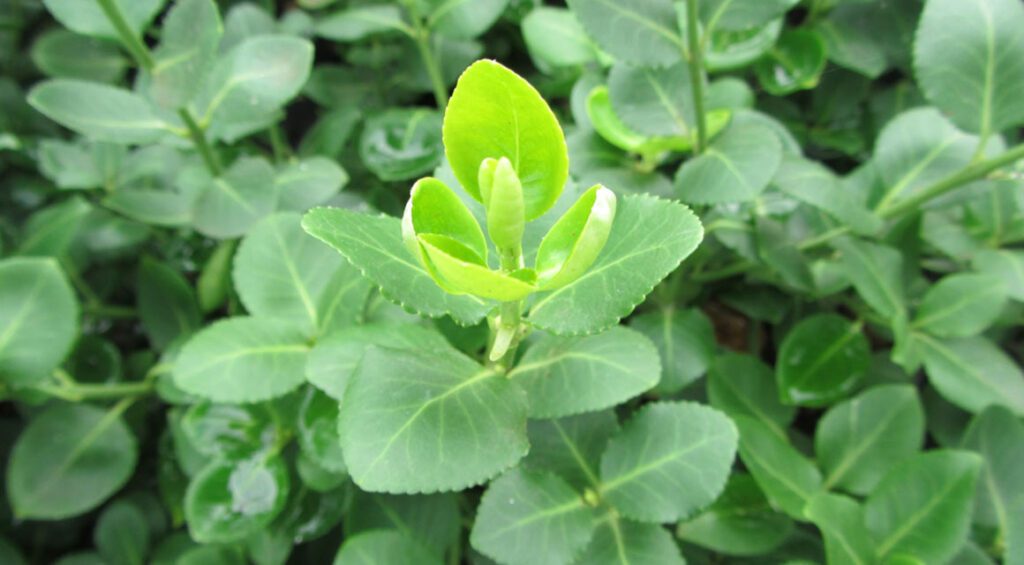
[684,0,708,153]
[414,28,449,108]
[83,303,137,319]
[35,381,155,402]
[178,109,222,175]
[97,0,155,71]
[269,124,290,162]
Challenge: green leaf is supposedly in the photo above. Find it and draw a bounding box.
[914,0,1024,135]
[918,335,1024,416]
[865,450,983,563]
[705,19,783,72]
[522,7,601,70]
[961,405,1024,557]
[443,59,567,221]
[509,326,660,418]
[535,185,617,291]
[776,313,870,406]
[339,346,528,493]
[912,273,1007,336]
[192,157,277,239]
[30,30,127,83]
[137,257,201,351]
[198,240,237,313]
[629,307,715,395]
[803,492,874,565]
[566,0,683,67]
[418,234,538,300]
[42,0,164,40]
[577,515,684,565]
[174,317,311,403]
[528,194,703,335]
[599,402,737,523]
[185,456,290,544]
[471,469,594,565]
[426,0,508,39]
[297,388,346,473]
[234,212,347,334]
[972,249,1024,301]
[608,62,696,139]
[0,258,79,385]
[675,120,783,204]
[27,80,170,144]
[181,402,276,461]
[306,323,451,400]
[772,155,882,235]
[699,0,799,31]
[302,207,491,325]
[733,414,822,520]
[94,499,150,565]
[754,30,827,95]
[678,473,794,556]
[817,5,889,78]
[345,491,461,557]
[523,411,619,491]
[333,531,441,565]
[873,108,978,211]
[707,353,796,443]
[833,238,906,321]
[816,384,925,494]
[150,0,222,109]
[7,403,137,519]
[315,5,410,42]
[360,109,443,182]
[276,157,348,212]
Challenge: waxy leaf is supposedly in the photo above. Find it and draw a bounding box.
[297,388,346,473]
[675,120,783,204]
[629,307,715,395]
[403,177,487,267]
[599,402,737,523]
[678,473,794,556]
[566,0,682,67]
[0,258,79,385]
[509,326,660,418]
[915,0,1024,135]
[7,404,137,519]
[28,80,170,144]
[360,109,443,182]
[816,385,925,494]
[804,493,874,565]
[333,531,441,565]
[535,185,617,290]
[733,414,822,520]
[528,194,703,335]
[339,347,528,493]
[707,353,796,442]
[776,313,870,407]
[185,456,290,543]
[577,515,684,565]
[174,317,311,403]
[181,402,276,461]
[865,450,982,563]
[471,469,594,565]
[912,273,1007,336]
[918,335,1024,416]
[754,30,827,96]
[418,234,537,300]
[302,207,490,325]
[523,411,619,490]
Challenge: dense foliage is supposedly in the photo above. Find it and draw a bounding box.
[1,0,1023,563]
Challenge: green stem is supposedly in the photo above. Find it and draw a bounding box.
[269,124,290,162]
[684,0,708,153]
[83,303,137,319]
[178,109,222,175]
[414,28,449,108]
[35,381,154,402]
[97,0,155,71]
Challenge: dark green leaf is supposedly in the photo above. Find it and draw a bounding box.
[776,313,870,406]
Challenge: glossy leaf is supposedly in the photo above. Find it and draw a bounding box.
[707,353,796,442]
[776,313,870,406]
[181,402,276,461]
[755,30,827,95]
[418,234,537,300]
[733,414,822,520]
[675,120,783,204]
[535,185,617,290]
[360,109,443,182]
[804,493,874,565]
[918,335,1024,416]
[297,388,346,473]
[509,326,660,418]
[185,456,290,543]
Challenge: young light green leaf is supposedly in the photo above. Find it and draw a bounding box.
[137,256,202,351]
[566,0,683,67]
[42,0,164,40]
[677,473,794,556]
[315,5,410,42]
[918,334,1024,416]
[332,531,441,565]
[185,456,290,544]
[339,346,528,493]
[733,414,822,520]
[972,249,1024,301]
[443,59,567,221]
[192,157,277,239]
[912,273,1007,336]
[509,326,660,418]
[754,30,828,95]
[577,514,684,565]
[471,469,594,565]
[402,177,488,278]
[803,492,874,565]
[27,80,170,144]
[608,62,696,139]
[528,194,703,336]
[675,120,783,204]
[523,411,619,491]
[174,317,311,403]
[629,307,715,395]
[0,258,79,385]
[418,234,538,300]
[150,0,222,109]
[776,313,870,407]
[707,353,796,442]
[276,157,348,212]
[7,404,137,519]
[961,405,1024,555]
[865,450,983,563]
[914,0,1024,135]
[599,402,737,523]
[535,185,617,290]
[833,237,906,321]
[816,384,925,494]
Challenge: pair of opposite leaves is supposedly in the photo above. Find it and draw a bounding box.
[402,59,617,302]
